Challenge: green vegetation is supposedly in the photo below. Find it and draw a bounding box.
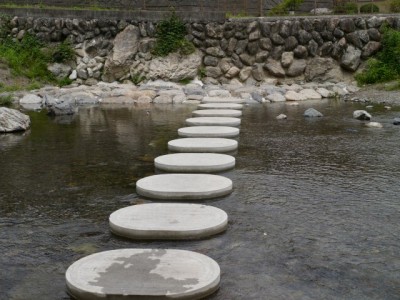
[356,26,400,85]
[390,0,400,12]
[360,3,379,13]
[131,73,146,85]
[51,40,75,63]
[333,1,358,14]
[0,94,13,107]
[152,12,195,57]
[268,0,304,15]
[198,67,206,79]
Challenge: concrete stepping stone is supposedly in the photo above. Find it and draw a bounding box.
[136,174,232,200]
[186,117,241,127]
[109,203,228,239]
[155,153,235,173]
[178,126,240,138]
[192,109,242,118]
[198,103,243,110]
[202,96,245,104]
[66,248,220,299]
[168,138,238,153]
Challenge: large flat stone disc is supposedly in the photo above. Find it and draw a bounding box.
[66,249,220,300]
[202,96,245,104]
[155,153,235,172]
[136,174,233,199]
[168,138,238,153]
[178,126,240,138]
[186,117,241,127]
[192,109,242,118]
[109,203,228,239]
[198,103,243,110]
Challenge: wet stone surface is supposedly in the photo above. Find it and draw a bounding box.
[1,101,400,299]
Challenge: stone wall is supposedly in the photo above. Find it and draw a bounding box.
[5,14,400,84]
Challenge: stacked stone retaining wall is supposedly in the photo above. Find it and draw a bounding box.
[3,13,400,84]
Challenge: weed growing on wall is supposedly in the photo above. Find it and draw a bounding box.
[51,40,75,63]
[269,0,304,15]
[152,12,195,57]
[356,26,400,84]
[0,94,13,107]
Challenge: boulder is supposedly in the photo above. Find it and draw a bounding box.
[102,25,140,82]
[19,94,43,110]
[365,122,383,128]
[393,118,400,125]
[267,92,286,102]
[361,41,381,59]
[281,52,294,68]
[141,50,203,82]
[299,89,322,100]
[304,108,323,117]
[276,114,287,120]
[264,59,285,77]
[286,59,306,77]
[48,63,72,79]
[305,57,344,83]
[285,91,306,101]
[0,107,31,132]
[316,87,334,98]
[341,46,361,72]
[353,110,372,121]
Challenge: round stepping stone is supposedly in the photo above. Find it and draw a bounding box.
[66,249,220,299]
[109,203,228,239]
[198,103,243,110]
[178,126,240,138]
[136,174,232,200]
[202,96,245,104]
[186,117,241,127]
[155,153,235,173]
[168,138,238,153]
[192,109,242,118]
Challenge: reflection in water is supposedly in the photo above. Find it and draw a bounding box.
[0,101,399,299]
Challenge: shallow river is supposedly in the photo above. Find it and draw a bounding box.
[1,100,399,300]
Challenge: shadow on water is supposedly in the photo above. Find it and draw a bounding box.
[0,100,399,299]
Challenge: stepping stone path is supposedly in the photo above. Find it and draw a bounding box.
[186,117,241,127]
[109,203,228,239]
[198,103,243,110]
[192,109,242,118]
[202,96,246,104]
[66,249,220,299]
[155,153,235,172]
[168,138,238,153]
[178,126,240,138]
[66,89,248,299]
[136,174,233,200]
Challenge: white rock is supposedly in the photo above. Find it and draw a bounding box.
[69,70,77,80]
[168,138,238,153]
[267,93,286,102]
[285,90,307,101]
[304,108,323,117]
[353,110,372,120]
[366,122,383,128]
[299,89,322,100]
[316,87,334,98]
[0,107,31,132]
[276,114,287,120]
[178,126,240,138]
[208,89,231,97]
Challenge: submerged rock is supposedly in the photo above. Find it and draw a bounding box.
[304,108,323,118]
[365,122,383,128]
[276,114,287,120]
[0,107,31,132]
[353,110,372,120]
[393,118,400,125]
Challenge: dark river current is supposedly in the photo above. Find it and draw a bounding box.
[1,100,399,299]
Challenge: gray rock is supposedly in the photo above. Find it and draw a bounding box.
[285,90,306,101]
[299,89,322,100]
[48,63,72,79]
[225,66,240,79]
[205,66,222,78]
[281,52,294,68]
[393,118,400,125]
[255,51,269,63]
[47,99,76,116]
[276,114,287,120]
[353,110,372,120]
[103,25,140,82]
[69,70,77,80]
[286,59,306,77]
[267,93,286,102]
[204,56,219,67]
[235,40,248,55]
[293,45,308,58]
[340,19,355,33]
[341,46,361,72]
[316,87,334,98]
[252,65,265,82]
[0,107,31,132]
[259,38,272,51]
[271,33,285,45]
[346,32,363,49]
[239,67,252,81]
[206,47,225,58]
[362,41,381,59]
[365,122,383,128]
[298,30,312,45]
[308,40,319,57]
[19,94,42,110]
[333,28,345,38]
[240,53,255,66]
[285,36,298,51]
[264,59,285,78]
[368,28,381,41]
[304,108,323,117]
[247,41,259,55]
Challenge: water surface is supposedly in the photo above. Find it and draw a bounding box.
[0,101,399,299]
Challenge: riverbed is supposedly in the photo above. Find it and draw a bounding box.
[1,100,399,299]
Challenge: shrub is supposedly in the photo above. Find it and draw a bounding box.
[333,1,358,14]
[390,0,400,12]
[360,3,379,13]
[0,94,13,107]
[152,12,195,57]
[356,27,400,85]
[269,0,304,15]
[52,41,75,63]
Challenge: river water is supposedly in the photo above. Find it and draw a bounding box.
[0,100,399,300]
